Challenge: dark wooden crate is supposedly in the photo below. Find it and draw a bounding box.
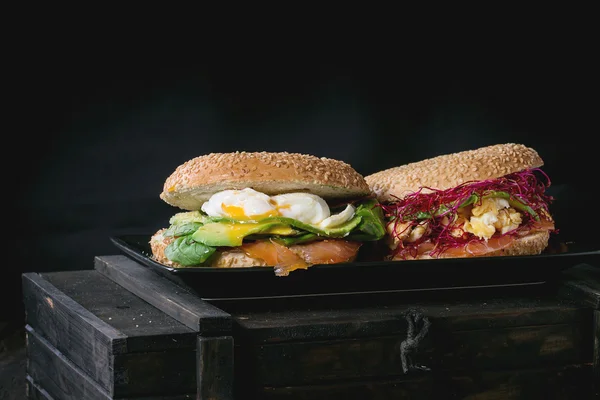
[228,298,594,399]
[25,326,195,400]
[558,263,600,398]
[22,270,201,399]
[93,255,599,399]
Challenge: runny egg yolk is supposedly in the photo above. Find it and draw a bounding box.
[201,188,355,228]
[221,204,279,220]
[201,188,275,221]
[220,199,294,220]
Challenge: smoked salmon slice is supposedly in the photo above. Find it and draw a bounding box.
[406,217,556,259]
[463,234,515,256]
[531,218,555,231]
[290,240,362,264]
[420,235,514,258]
[241,240,308,276]
[241,239,361,276]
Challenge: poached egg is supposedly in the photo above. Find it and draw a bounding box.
[200,188,355,229]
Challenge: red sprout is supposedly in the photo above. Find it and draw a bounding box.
[380,168,555,259]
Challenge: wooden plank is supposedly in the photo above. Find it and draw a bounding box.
[559,263,600,310]
[41,270,196,353]
[248,323,591,386]
[27,373,196,400]
[232,297,587,344]
[26,325,196,400]
[258,364,593,400]
[22,272,126,391]
[197,336,234,400]
[94,255,231,334]
[26,325,112,400]
[24,271,198,397]
[26,375,54,400]
[26,375,196,400]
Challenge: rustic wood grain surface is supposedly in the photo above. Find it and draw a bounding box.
[23,270,198,398]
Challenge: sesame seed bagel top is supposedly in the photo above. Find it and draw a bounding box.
[160,151,372,210]
[365,143,544,203]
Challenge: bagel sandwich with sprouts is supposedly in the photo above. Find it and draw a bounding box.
[365,143,557,260]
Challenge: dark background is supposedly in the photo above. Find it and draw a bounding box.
[7,38,597,322]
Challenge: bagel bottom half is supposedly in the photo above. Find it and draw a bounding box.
[150,228,268,269]
[391,230,550,261]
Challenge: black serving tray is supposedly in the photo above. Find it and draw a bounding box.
[110,234,599,300]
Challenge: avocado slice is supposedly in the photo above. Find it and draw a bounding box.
[191,221,294,247]
[272,232,320,246]
[169,211,211,225]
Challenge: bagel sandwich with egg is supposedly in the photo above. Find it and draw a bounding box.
[151,151,386,276]
[364,143,557,260]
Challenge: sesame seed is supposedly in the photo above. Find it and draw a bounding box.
[160,151,371,209]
